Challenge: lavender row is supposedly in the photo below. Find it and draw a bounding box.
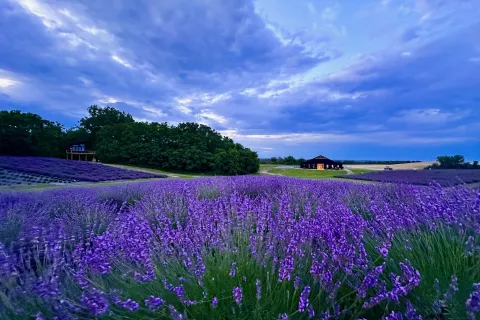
[0,156,167,182]
[0,177,479,319]
[339,169,480,186]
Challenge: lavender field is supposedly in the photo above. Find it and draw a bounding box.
[0,177,479,319]
[0,156,167,183]
[340,169,480,186]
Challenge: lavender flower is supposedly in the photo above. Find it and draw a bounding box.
[212,297,219,308]
[278,313,288,320]
[294,276,301,290]
[173,285,185,298]
[466,283,480,319]
[80,289,109,316]
[279,256,294,282]
[405,301,422,320]
[465,236,475,256]
[118,298,140,311]
[307,305,315,318]
[229,262,237,277]
[298,286,311,312]
[233,286,243,305]
[256,279,262,300]
[145,296,165,312]
[444,275,458,301]
[383,311,403,320]
[168,305,184,320]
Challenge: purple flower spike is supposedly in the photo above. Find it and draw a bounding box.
[256,279,262,300]
[119,298,140,311]
[298,286,311,312]
[212,297,219,308]
[145,296,165,312]
[233,286,243,305]
[229,262,237,277]
[466,283,480,319]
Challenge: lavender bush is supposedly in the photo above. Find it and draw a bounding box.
[340,169,480,186]
[0,156,167,182]
[0,177,479,319]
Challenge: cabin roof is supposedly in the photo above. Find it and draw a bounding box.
[313,155,330,160]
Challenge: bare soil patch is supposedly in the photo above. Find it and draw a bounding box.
[345,162,436,171]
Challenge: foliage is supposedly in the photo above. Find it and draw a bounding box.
[425,155,479,170]
[80,105,134,148]
[0,110,64,157]
[0,177,479,319]
[96,121,259,175]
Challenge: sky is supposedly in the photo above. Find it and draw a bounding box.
[0,0,479,161]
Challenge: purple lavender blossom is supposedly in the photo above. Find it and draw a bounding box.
[279,256,294,282]
[173,285,185,298]
[118,298,140,311]
[294,276,301,289]
[229,262,237,277]
[307,305,315,318]
[405,301,422,320]
[233,286,243,305]
[383,311,403,320]
[465,236,475,256]
[278,313,288,320]
[168,305,184,320]
[298,286,311,312]
[212,297,219,308]
[256,279,262,300]
[80,289,109,316]
[358,263,385,298]
[35,313,46,320]
[145,296,165,312]
[466,283,480,318]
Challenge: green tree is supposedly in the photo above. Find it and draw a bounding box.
[80,105,134,148]
[436,155,465,168]
[0,110,64,157]
[284,155,297,165]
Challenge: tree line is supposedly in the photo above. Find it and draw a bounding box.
[0,106,259,175]
[425,155,479,169]
[260,156,306,165]
[260,157,423,166]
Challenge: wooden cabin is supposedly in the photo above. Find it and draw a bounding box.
[300,155,343,170]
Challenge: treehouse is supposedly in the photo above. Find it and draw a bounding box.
[300,155,343,170]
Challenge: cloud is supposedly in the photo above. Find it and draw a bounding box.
[0,0,479,159]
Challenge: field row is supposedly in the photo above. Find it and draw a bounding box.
[0,177,478,319]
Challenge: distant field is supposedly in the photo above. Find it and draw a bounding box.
[345,161,436,171]
[341,169,480,186]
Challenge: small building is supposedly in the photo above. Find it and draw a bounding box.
[300,155,343,170]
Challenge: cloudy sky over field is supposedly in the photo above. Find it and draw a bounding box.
[0,0,479,160]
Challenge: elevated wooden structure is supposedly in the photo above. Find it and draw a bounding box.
[66,150,96,161]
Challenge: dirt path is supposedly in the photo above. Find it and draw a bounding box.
[344,168,353,175]
[259,169,283,176]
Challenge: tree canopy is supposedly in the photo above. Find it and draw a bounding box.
[0,106,259,175]
[0,110,64,157]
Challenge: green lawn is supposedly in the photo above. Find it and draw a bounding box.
[349,168,376,174]
[266,168,347,179]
